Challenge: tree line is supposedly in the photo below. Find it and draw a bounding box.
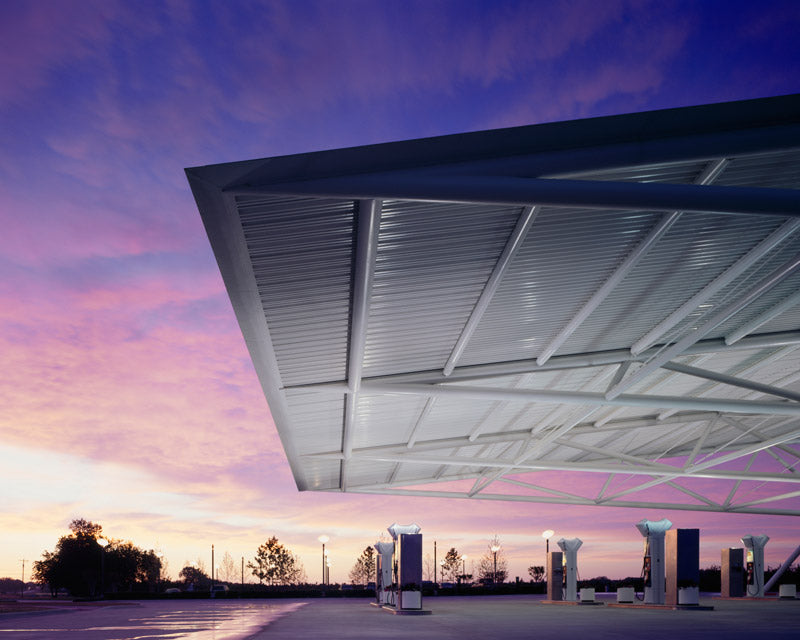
[30,521,549,596]
[32,519,161,597]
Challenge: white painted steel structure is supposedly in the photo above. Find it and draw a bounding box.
[187,94,800,516]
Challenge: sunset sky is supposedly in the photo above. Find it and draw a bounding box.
[2,0,800,584]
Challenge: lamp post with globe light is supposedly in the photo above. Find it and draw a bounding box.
[542,530,554,587]
[490,543,501,584]
[97,537,109,597]
[318,535,329,585]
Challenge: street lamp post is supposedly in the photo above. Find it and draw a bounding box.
[434,540,437,587]
[97,537,109,598]
[461,555,468,585]
[541,530,554,587]
[318,535,329,586]
[490,544,501,584]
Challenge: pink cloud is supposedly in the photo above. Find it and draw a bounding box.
[0,265,283,499]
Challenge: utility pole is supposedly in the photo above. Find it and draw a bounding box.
[211,545,215,592]
[433,541,437,587]
[241,556,244,586]
[20,559,26,598]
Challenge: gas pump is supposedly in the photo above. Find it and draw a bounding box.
[556,538,583,602]
[387,523,423,611]
[741,534,769,597]
[374,541,395,605]
[546,551,563,601]
[721,548,744,598]
[635,518,672,604]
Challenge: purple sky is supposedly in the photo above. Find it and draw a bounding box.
[1,0,799,583]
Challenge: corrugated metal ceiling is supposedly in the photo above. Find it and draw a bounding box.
[188,94,800,516]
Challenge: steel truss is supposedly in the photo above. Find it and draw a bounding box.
[189,94,800,517]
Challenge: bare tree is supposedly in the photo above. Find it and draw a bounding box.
[477,535,508,584]
[528,565,545,583]
[218,552,237,583]
[442,548,461,583]
[423,553,434,581]
[348,546,376,585]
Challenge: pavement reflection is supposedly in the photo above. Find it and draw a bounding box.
[0,600,307,640]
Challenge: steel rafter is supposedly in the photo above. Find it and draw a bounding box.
[726,289,800,345]
[227,173,800,218]
[284,330,800,390]
[660,360,800,402]
[630,218,800,355]
[189,94,800,515]
[348,381,800,416]
[323,451,800,484]
[340,199,382,490]
[536,158,728,366]
[345,487,800,516]
[657,345,800,421]
[443,206,539,376]
[607,251,800,399]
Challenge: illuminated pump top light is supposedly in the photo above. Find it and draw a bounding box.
[635,518,672,537]
[388,523,421,539]
[741,534,770,550]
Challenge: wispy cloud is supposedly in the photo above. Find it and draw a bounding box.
[1,0,799,583]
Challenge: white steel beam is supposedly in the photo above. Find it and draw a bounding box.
[600,424,800,502]
[732,489,800,509]
[723,454,757,508]
[312,411,719,462]
[498,477,589,501]
[443,206,539,376]
[536,211,681,365]
[686,422,800,473]
[630,218,800,355]
[725,289,800,345]
[661,361,800,402]
[287,330,800,389]
[354,381,800,416]
[656,345,799,421]
[536,158,728,366]
[553,437,678,470]
[607,251,800,399]
[765,448,800,473]
[332,451,800,483]
[468,375,529,441]
[228,174,800,218]
[346,487,800,516]
[686,416,720,467]
[347,470,483,493]
[664,481,720,507]
[341,199,382,490]
[597,474,615,500]
[471,367,618,495]
[406,397,437,449]
[595,354,715,427]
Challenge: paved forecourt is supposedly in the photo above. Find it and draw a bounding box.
[2,595,799,639]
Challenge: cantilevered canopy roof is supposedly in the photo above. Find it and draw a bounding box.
[187,94,800,516]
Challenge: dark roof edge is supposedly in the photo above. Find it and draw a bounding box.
[187,93,800,190]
